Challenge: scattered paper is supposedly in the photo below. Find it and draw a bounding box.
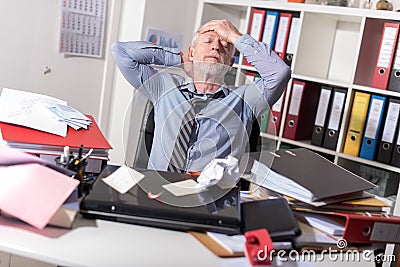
[45,103,91,130]
[162,156,240,197]
[207,232,246,254]
[0,88,91,136]
[102,165,145,194]
[162,180,204,197]
[198,156,240,190]
[0,163,79,229]
[197,163,224,188]
[0,88,67,136]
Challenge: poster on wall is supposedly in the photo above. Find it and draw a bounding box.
[146,29,183,50]
[59,0,106,58]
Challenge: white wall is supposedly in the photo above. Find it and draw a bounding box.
[106,0,147,165]
[0,0,198,165]
[107,0,198,165]
[0,0,114,121]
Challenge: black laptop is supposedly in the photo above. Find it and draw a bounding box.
[80,165,242,235]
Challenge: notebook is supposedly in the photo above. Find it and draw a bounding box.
[80,165,242,235]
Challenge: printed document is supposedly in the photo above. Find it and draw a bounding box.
[0,88,67,136]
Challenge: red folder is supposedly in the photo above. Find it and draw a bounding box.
[273,13,293,60]
[267,88,286,136]
[283,80,320,140]
[247,8,266,42]
[333,212,400,244]
[371,22,400,90]
[0,115,112,153]
[244,8,266,66]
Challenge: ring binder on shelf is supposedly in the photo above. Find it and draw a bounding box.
[376,98,400,163]
[371,22,400,90]
[311,86,332,147]
[359,95,387,160]
[322,87,347,151]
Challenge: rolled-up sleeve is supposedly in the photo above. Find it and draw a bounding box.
[111,41,181,90]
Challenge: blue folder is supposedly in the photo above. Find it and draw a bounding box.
[359,95,387,160]
[261,11,280,49]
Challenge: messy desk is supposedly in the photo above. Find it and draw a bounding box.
[0,146,391,267]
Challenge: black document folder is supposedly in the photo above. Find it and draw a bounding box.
[246,148,377,206]
[322,87,347,150]
[311,85,332,147]
[377,98,400,164]
[391,128,400,168]
[80,166,242,235]
[241,198,301,241]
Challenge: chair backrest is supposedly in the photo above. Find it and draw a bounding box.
[132,100,155,170]
[132,100,261,169]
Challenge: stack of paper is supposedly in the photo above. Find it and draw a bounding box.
[46,103,92,130]
[248,148,376,207]
[0,87,91,137]
[296,212,344,236]
[288,195,390,214]
[0,163,79,229]
[0,114,111,160]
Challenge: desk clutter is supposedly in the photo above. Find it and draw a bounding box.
[0,88,112,175]
[0,88,92,137]
[1,144,400,265]
[0,144,79,229]
[0,88,113,229]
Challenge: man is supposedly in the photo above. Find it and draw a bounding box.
[111,19,291,172]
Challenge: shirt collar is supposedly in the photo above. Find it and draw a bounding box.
[178,82,229,99]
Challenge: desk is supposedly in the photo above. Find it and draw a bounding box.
[0,214,377,267]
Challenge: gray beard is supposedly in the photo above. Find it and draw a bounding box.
[194,62,229,81]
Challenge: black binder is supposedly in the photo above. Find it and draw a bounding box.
[377,98,400,164]
[391,124,400,168]
[388,35,400,93]
[284,14,300,67]
[311,85,332,147]
[322,87,347,150]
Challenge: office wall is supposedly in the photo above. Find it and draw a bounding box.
[0,0,116,121]
[0,0,198,165]
[107,0,198,165]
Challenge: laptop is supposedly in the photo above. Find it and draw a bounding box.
[80,165,242,235]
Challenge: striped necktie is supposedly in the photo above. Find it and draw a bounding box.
[167,90,226,173]
[167,97,206,173]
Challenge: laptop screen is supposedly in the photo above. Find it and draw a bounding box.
[80,165,242,234]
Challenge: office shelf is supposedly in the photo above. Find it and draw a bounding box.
[195,0,400,202]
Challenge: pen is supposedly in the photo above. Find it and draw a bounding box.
[63,146,70,163]
[78,144,84,160]
[81,148,93,162]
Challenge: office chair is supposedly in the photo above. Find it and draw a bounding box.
[132,100,155,170]
[132,100,261,170]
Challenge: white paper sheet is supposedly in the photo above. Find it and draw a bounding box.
[0,88,67,136]
[102,165,145,194]
[162,179,204,197]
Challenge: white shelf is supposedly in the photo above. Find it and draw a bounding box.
[197,0,400,196]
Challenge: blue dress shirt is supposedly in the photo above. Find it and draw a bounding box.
[111,34,291,172]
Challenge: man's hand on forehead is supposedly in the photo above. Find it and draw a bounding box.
[199,20,242,45]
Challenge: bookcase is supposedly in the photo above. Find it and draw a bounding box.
[194,0,400,200]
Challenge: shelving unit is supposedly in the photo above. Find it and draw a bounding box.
[194,0,400,199]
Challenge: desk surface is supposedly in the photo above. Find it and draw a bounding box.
[0,214,377,267]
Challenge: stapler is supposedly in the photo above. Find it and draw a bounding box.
[244,229,274,266]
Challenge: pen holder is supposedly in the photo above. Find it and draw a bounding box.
[55,156,88,197]
[54,156,69,169]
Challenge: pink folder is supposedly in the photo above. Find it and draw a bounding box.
[0,163,79,229]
